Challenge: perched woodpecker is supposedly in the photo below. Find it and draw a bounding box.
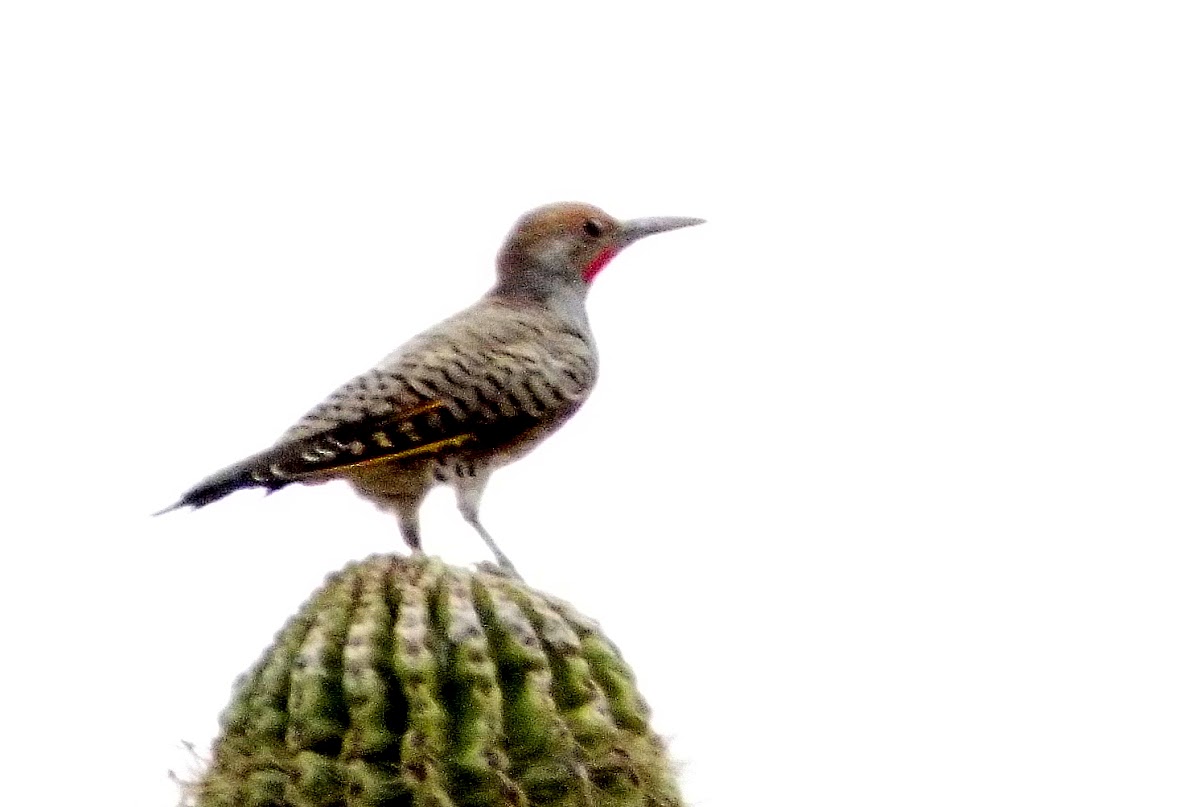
[160,202,703,573]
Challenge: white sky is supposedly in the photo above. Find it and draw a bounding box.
[2,2,1198,805]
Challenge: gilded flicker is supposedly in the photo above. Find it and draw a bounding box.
[160,202,704,573]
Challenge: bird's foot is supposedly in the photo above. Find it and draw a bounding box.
[477,559,524,581]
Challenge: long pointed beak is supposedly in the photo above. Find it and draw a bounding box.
[616,215,706,248]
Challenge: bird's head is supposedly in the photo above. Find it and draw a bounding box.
[494,202,704,300]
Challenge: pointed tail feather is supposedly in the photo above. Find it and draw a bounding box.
[154,455,287,516]
[154,400,476,518]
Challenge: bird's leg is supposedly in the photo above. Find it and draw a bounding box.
[354,466,432,560]
[454,473,522,579]
[398,509,423,556]
[468,517,522,580]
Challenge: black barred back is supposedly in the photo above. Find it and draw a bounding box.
[162,297,599,513]
[250,401,474,483]
[273,299,597,474]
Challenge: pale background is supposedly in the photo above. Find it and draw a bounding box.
[1,2,1197,805]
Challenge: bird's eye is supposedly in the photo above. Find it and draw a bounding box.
[583,219,603,238]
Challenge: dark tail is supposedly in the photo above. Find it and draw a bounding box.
[154,454,287,516]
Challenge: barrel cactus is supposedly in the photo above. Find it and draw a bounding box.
[192,554,683,807]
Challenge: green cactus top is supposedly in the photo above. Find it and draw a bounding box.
[194,554,683,807]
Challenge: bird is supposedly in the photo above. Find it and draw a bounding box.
[159,202,704,575]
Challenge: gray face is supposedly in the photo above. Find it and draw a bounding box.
[495,202,705,300]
